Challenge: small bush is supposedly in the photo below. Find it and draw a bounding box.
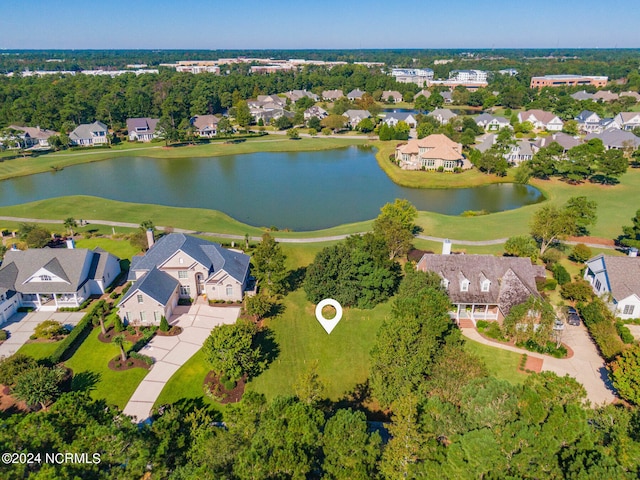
[569,244,592,263]
[159,316,169,332]
[0,329,8,341]
[437,166,445,172]
[109,290,119,299]
[484,322,505,341]
[33,320,69,339]
[113,316,124,333]
[221,375,237,391]
[541,249,562,266]
[129,351,154,366]
[476,320,490,329]
[552,264,571,285]
[561,280,594,302]
[127,361,134,367]
[616,321,635,344]
[544,278,558,291]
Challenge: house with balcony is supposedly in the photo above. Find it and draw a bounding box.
[474,114,509,131]
[117,233,251,326]
[126,118,160,142]
[416,252,546,326]
[395,134,470,171]
[0,242,121,315]
[69,121,109,146]
[584,253,640,319]
[575,111,602,133]
[190,115,221,137]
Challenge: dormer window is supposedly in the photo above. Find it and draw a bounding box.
[441,279,450,290]
[40,275,51,281]
[461,280,469,292]
[481,280,491,292]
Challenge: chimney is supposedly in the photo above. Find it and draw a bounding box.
[66,238,75,249]
[146,228,155,249]
[629,247,638,257]
[442,239,452,255]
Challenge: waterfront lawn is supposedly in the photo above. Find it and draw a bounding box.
[17,340,62,361]
[246,289,391,401]
[463,338,529,385]
[64,327,148,409]
[75,237,141,260]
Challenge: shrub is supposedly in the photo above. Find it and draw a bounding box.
[437,166,445,172]
[476,320,490,329]
[159,316,169,332]
[33,320,69,339]
[541,249,562,266]
[560,280,594,302]
[113,315,124,333]
[221,375,237,391]
[0,329,7,341]
[569,244,592,263]
[129,351,154,366]
[48,300,106,364]
[578,299,625,361]
[484,322,505,341]
[616,321,635,344]
[127,361,134,367]
[544,279,558,291]
[109,290,119,299]
[552,264,571,286]
[0,354,38,387]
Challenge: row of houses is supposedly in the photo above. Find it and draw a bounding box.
[0,233,252,326]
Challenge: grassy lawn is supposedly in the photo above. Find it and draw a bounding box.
[246,289,392,401]
[17,340,61,360]
[74,237,141,260]
[464,338,529,385]
[0,136,368,181]
[63,327,148,409]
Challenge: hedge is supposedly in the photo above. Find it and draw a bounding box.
[578,299,625,362]
[48,300,106,364]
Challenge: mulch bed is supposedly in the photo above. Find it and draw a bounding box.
[25,336,66,344]
[0,384,30,413]
[567,236,615,247]
[477,329,573,359]
[98,327,150,344]
[521,355,544,373]
[108,356,151,371]
[155,325,183,336]
[203,372,246,404]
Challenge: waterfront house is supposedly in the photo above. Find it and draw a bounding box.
[118,233,251,326]
[304,106,328,121]
[427,108,457,125]
[69,121,109,146]
[584,253,640,319]
[382,112,417,128]
[343,109,371,128]
[532,132,580,153]
[190,115,221,137]
[395,134,469,171]
[417,252,545,326]
[126,118,160,142]
[381,90,403,103]
[3,125,58,149]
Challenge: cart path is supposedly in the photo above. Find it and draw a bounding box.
[0,216,617,248]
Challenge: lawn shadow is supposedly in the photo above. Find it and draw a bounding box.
[286,266,307,293]
[254,327,280,368]
[70,370,101,393]
[332,380,390,422]
[154,397,223,421]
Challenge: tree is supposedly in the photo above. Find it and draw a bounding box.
[217,117,232,135]
[286,127,299,139]
[504,235,539,261]
[322,409,381,480]
[92,303,108,335]
[502,296,555,345]
[252,233,287,295]
[307,116,321,131]
[159,315,170,332]
[620,209,640,249]
[474,149,509,176]
[530,199,596,254]
[570,243,592,263]
[321,114,346,131]
[113,334,127,362]
[373,215,414,260]
[595,149,628,184]
[378,123,393,141]
[234,100,252,129]
[19,223,51,248]
[244,293,274,320]
[294,360,326,405]
[156,116,179,146]
[356,117,374,133]
[378,198,418,232]
[565,196,598,236]
[202,319,266,381]
[274,115,293,130]
[63,217,77,236]
[414,94,429,112]
[12,365,65,411]
[0,354,38,387]
[610,346,640,405]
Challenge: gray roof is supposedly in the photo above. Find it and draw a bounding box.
[586,129,640,149]
[428,108,457,120]
[384,112,415,122]
[0,247,118,294]
[343,109,371,121]
[126,117,159,134]
[119,267,178,306]
[347,89,365,99]
[590,254,640,301]
[514,139,534,157]
[474,113,496,124]
[575,110,600,123]
[475,133,496,153]
[570,90,595,101]
[130,233,250,284]
[535,132,580,151]
[69,121,108,141]
[418,254,545,316]
[322,89,344,99]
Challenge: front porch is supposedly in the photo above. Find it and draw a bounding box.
[452,303,500,326]
[20,292,84,311]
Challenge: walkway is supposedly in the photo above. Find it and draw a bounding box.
[462,326,617,405]
[0,311,85,358]
[122,303,240,422]
[0,216,618,249]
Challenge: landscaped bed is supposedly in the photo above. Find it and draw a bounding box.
[203,372,247,404]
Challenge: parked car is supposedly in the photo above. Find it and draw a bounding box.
[567,307,581,326]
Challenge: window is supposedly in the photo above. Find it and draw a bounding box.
[461,280,469,292]
[441,279,449,290]
[137,294,143,304]
[39,275,51,281]
[179,257,184,264]
[226,285,233,296]
[623,305,635,316]
[180,285,191,296]
[481,280,490,292]
[140,311,146,322]
[443,160,457,169]
[594,279,601,291]
[178,270,188,279]
[154,311,161,322]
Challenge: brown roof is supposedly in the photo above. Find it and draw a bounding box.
[397,134,463,161]
[191,115,220,130]
[417,254,545,316]
[8,125,58,140]
[519,109,561,125]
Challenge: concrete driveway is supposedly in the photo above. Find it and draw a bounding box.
[123,304,240,422]
[0,311,85,358]
[462,322,618,406]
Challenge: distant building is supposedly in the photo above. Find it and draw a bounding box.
[517,110,563,131]
[530,75,608,89]
[322,89,344,101]
[498,68,518,76]
[390,68,434,87]
[2,125,58,149]
[449,69,488,83]
[347,89,366,101]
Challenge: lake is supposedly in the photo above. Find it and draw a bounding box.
[0,147,543,231]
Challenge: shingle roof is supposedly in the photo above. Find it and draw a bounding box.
[585,129,640,149]
[571,90,595,101]
[535,132,580,151]
[518,110,562,125]
[418,254,545,316]
[347,89,365,98]
[322,89,344,100]
[7,125,58,140]
[69,121,108,141]
[591,255,640,301]
[428,108,457,120]
[131,233,250,284]
[190,115,220,130]
[126,117,159,133]
[119,267,178,306]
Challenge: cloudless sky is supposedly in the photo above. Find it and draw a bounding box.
[1,0,638,49]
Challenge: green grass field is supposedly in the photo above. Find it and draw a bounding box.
[464,338,529,385]
[63,327,148,409]
[74,237,141,260]
[16,340,62,360]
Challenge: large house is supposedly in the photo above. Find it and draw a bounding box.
[304,106,328,121]
[322,89,344,101]
[474,114,509,131]
[382,112,417,128]
[395,134,469,171]
[593,91,619,102]
[476,134,533,166]
[118,233,251,326]
[347,89,365,101]
[584,253,640,319]
[575,111,603,133]
[517,110,563,131]
[126,118,160,142]
[69,121,109,146]
[284,90,319,103]
[381,90,403,103]
[613,112,640,131]
[427,108,457,125]
[585,129,640,151]
[190,115,220,137]
[0,242,121,319]
[343,109,371,128]
[417,252,546,325]
[532,132,580,153]
[2,125,58,149]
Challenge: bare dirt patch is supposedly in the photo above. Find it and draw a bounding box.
[203,372,246,404]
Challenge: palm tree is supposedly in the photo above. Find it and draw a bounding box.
[92,304,107,335]
[113,335,127,362]
[63,217,77,237]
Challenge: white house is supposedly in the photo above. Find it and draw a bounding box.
[575,111,602,133]
[343,109,371,128]
[517,110,563,131]
[584,253,640,319]
[613,112,640,131]
[190,115,220,137]
[474,114,509,131]
[383,112,417,128]
[69,121,109,146]
[126,118,160,142]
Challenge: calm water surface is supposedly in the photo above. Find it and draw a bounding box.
[0,147,543,231]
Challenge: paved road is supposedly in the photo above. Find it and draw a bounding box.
[122,303,240,422]
[462,325,618,406]
[0,216,618,248]
[0,311,85,358]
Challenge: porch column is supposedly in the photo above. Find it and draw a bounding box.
[54,294,59,307]
[36,293,42,308]
[73,293,79,307]
[485,304,488,317]
[456,304,461,323]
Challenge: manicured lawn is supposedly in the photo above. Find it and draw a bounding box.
[64,327,148,409]
[153,348,219,411]
[246,289,392,401]
[17,340,61,360]
[75,237,141,260]
[0,136,367,181]
[464,338,529,385]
